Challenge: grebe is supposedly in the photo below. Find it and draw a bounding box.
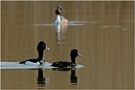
[53,6,68,24]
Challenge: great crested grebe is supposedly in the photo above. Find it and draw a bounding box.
[53,6,68,24]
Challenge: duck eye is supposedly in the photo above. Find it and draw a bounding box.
[42,45,45,47]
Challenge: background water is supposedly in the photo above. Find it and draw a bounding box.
[1,1,134,89]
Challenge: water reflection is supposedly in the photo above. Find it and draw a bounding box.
[37,68,49,88]
[1,1,134,89]
[37,68,45,86]
[70,68,77,85]
[53,24,68,44]
[52,66,78,85]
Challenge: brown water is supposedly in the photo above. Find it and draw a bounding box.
[1,1,134,89]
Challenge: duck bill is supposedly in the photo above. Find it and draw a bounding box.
[77,52,81,57]
[45,46,50,50]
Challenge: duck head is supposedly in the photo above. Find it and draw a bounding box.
[55,6,64,15]
[37,41,50,63]
[70,49,81,64]
[37,41,50,51]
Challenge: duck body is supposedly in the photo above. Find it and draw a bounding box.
[53,6,68,24]
[19,41,49,65]
[19,59,44,65]
[51,49,81,68]
[51,61,71,68]
[19,59,37,64]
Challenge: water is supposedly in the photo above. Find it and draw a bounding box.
[0,61,84,69]
[1,1,134,89]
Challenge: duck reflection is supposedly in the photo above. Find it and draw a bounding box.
[53,24,68,44]
[52,66,78,85]
[37,68,49,87]
[70,68,78,85]
[37,68,45,86]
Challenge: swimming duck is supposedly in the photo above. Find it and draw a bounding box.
[51,49,81,68]
[53,6,68,24]
[19,41,49,65]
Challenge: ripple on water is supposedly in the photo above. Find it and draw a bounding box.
[31,21,88,27]
[0,62,84,69]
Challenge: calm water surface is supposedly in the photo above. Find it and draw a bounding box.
[1,1,134,89]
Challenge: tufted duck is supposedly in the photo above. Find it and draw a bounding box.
[51,49,81,68]
[19,41,49,65]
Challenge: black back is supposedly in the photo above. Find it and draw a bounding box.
[51,61,71,68]
[51,49,80,68]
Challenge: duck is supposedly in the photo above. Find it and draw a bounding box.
[19,41,50,65]
[51,49,81,68]
[53,6,68,24]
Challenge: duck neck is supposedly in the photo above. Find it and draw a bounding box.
[71,57,76,64]
[37,50,44,61]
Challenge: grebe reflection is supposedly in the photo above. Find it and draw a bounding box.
[54,24,68,44]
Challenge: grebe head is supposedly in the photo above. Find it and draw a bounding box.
[55,6,64,15]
